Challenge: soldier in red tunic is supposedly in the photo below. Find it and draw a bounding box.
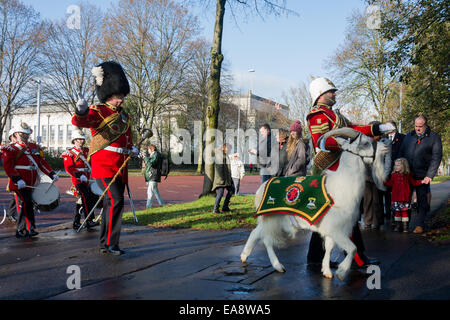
[2,123,59,238]
[306,77,395,268]
[62,128,99,230]
[72,61,138,255]
[1,129,19,222]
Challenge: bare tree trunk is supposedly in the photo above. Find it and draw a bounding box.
[201,0,226,196]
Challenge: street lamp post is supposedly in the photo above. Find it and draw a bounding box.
[31,79,42,145]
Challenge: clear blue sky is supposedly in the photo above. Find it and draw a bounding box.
[22,0,367,102]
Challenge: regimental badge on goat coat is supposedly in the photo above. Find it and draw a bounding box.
[255,175,334,225]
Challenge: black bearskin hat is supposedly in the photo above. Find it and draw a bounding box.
[91,61,130,103]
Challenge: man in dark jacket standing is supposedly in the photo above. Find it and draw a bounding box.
[399,115,442,234]
[248,124,275,184]
[144,144,164,209]
[384,120,405,223]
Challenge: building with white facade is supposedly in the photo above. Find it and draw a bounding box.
[3,103,86,154]
[4,92,290,156]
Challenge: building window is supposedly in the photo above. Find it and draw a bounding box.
[58,125,63,143]
[50,125,55,143]
[66,125,72,144]
[41,126,47,143]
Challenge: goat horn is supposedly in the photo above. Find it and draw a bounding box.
[317,128,361,152]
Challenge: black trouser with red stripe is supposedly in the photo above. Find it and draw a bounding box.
[307,224,367,266]
[97,178,125,248]
[14,189,35,233]
[7,195,18,220]
[75,183,97,222]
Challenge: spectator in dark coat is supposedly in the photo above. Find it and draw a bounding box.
[384,120,405,223]
[248,124,274,184]
[212,144,234,214]
[386,121,405,168]
[399,115,442,233]
[283,120,309,177]
[275,128,289,177]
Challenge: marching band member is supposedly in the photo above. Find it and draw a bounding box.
[2,123,59,238]
[61,128,99,230]
[72,61,138,255]
[1,129,19,222]
[306,77,395,268]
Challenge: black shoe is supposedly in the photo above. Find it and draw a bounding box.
[86,220,99,228]
[353,256,381,269]
[222,207,231,213]
[29,230,39,237]
[107,245,125,256]
[99,247,108,254]
[8,215,17,222]
[15,230,29,238]
[213,207,221,214]
[73,221,82,230]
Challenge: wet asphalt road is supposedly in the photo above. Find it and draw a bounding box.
[0,179,448,301]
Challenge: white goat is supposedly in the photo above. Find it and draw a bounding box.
[240,128,389,281]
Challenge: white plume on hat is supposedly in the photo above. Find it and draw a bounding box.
[91,66,104,86]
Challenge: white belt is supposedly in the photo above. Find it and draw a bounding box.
[104,146,131,154]
[15,165,37,170]
[75,168,90,172]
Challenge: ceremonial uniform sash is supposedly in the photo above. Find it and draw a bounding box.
[256,175,334,225]
[89,111,130,160]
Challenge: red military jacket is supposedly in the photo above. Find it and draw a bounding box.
[2,142,54,191]
[383,172,423,202]
[306,103,377,171]
[71,103,133,183]
[61,147,91,187]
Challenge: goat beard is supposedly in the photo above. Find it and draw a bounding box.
[371,147,388,191]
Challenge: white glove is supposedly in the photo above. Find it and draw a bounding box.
[17,180,26,190]
[52,174,59,182]
[76,92,88,114]
[131,146,139,157]
[79,174,88,183]
[379,123,396,133]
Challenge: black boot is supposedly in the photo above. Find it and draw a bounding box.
[222,206,231,213]
[15,230,29,239]
[213,206,221,214]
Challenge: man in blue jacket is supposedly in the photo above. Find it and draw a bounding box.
[399,115,442,234]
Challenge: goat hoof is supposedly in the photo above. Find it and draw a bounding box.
[322,271,333,279]
[240,254,247,263]
[274,263,286,273]
[336,268,348,281]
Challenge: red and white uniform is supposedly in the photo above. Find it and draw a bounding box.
[307,103,377,171]
[62,147,91,188]
[2,142,54,191]
[71,104,133,183]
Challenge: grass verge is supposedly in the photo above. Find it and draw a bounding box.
[123,194,257,230]
[424,203,450,243]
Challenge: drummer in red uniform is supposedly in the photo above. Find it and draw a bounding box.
[1,129,19,222]
[2,122,59,238]
[72,61,138,255]
[306,77,395,268]
[62,128,99,230]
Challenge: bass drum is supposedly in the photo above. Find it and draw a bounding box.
[32,182,60,212]
[89,180,103,209]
